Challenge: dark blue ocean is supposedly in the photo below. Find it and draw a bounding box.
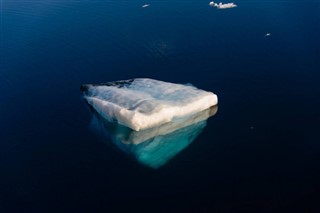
[1,1,320,212]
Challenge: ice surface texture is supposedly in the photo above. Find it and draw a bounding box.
[81,78,218,131]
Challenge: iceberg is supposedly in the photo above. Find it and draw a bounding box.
[90,105,218,169]
[81,78,218,131]
[209,1,237,9]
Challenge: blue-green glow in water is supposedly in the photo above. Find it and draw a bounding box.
[91,106,218,169]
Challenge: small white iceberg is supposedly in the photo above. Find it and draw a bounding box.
[209,1,237,9]
[142,4,150,8]
[81,78,218,131]
[265,33,271,37]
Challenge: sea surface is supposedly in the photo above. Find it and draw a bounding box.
[1,1,320,212]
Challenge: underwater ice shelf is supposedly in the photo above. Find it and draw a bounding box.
[90,106,218,169]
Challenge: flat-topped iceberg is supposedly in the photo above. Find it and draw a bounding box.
[81,78,218,131]
[90,106,218,169]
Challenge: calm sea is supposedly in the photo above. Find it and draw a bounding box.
[1,1,320,212]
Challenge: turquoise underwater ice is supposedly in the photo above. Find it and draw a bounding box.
[90,106,217,169]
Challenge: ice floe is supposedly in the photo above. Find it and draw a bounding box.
[81,78,218,131]
[209,1,237,9]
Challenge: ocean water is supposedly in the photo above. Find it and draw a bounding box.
[1,1,320,212]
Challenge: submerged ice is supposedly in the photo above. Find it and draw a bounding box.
[90,106,218,169]
[81,78,218,131]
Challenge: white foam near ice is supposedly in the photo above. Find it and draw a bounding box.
[82,78,218,131]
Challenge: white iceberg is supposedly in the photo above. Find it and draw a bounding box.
[142,4,150,8]
[81,78,218,131]
[209,1,237,9]
[90,106,218,168]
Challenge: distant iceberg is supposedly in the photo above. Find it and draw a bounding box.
[209,1,237,9]
[90,105,218,168]
[81,78,218,131]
